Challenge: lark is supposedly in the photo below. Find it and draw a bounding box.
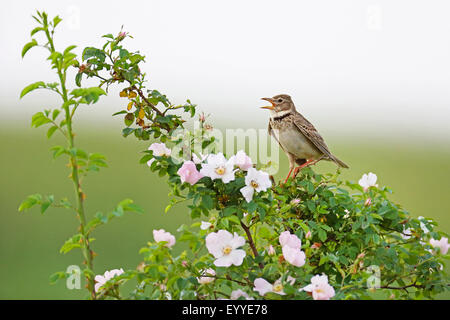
[261,94,348,183]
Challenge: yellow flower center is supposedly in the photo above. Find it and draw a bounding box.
[273,283,283,292]
[222,245,232,255]
[250,180,259,189]
[215,166,225,175]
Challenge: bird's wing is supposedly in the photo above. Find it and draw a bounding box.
[291,113,334,158]
[268,121,287,153]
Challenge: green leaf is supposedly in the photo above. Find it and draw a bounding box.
[222,206,237,217]
[52,109,61,120]
[47,125,58,138]
[22,39,38,58]
[318,228,327,242]
[119,48,129,59]
[18,194,42,211]
[31,112,52,128]
[20,81,45,98]
[122,127,135,137]
[75,73,82,87]
[49,271,67,285]
[124,113,135,126]
[70,87,106,104]
[40,200,53,214]
[30,27,44,36]
[202,195,214,210]
[52,15,62,28]
[112,110,128,116]
[82,47,106,62]
[50,145,67,159]
[60,234,82,254]
[63,45,77,56]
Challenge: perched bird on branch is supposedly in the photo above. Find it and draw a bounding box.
[261,94,348,183]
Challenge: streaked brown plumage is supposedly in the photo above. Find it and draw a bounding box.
[261,94,348,182]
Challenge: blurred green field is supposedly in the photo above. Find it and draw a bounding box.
[0,124,449,299]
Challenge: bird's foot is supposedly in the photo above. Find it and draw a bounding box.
[292,159,318,179]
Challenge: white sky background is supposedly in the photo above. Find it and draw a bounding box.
[1,0,450,141]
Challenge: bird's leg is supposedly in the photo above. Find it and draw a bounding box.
[282,153,297,184]
[292,156,325,178]
[283,167,294,184]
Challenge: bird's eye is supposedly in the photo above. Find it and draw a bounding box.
[278,99,283,103]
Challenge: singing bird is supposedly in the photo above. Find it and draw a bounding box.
[261,94,349,183]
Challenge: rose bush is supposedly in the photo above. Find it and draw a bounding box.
[20,11,449,300]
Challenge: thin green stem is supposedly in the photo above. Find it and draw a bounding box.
[44,26,96,299]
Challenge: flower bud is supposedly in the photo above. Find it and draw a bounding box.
[364,198,372,206]
[117,31,127,41]
[267,245,275,256]
[305,231,312,240]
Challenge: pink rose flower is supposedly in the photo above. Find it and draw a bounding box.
[279,231,302,249]
[230,289,254,300]
[177,161,203,185]
[94,268,124,293]
[279,231,306,267]
[230,150,252,171]
[153,229,176,248]
[254,276,295,296]
[282,245,306,267]
[430,237,449,255]
[300,274,335,300]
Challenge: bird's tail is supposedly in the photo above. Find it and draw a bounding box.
[330,155,349,168]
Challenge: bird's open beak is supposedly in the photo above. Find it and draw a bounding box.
[260,97,275,110]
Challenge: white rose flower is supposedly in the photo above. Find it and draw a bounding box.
[200,153,236,183]
[205,230,246,267]
[94,268,124,293]
[147,142,171,166]
[240,168,272,202]
[358,172,378,192]
[200,221,212,230]
[197,268,216,284]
